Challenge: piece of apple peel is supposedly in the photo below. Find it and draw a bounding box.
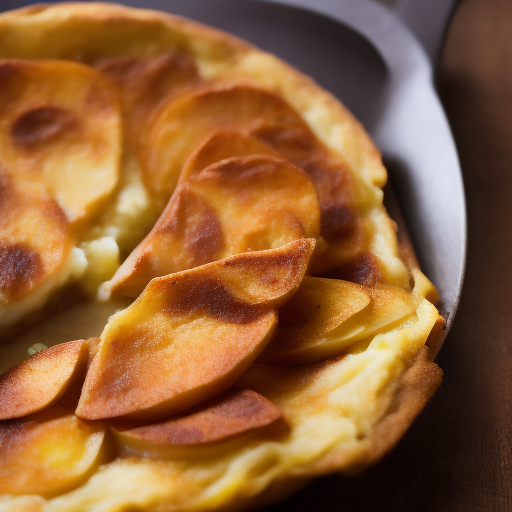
[112,389,283,459]
[0,340,88,420]
[0,404,106,497]
[77,239,315,421]
[262,280,416,363]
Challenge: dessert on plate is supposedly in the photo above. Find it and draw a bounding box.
[0,3,445,511]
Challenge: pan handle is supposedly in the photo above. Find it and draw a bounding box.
[380,0,461,65]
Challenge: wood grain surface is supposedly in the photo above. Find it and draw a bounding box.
[265,0,512,510]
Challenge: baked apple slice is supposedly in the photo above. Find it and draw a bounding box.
[263,280,416,363]
[77,239,314,421]
[0,171,77,329]
[95,49,200,181]
[0,340,88,420]
[113,389,283,459]
[338,285,417,347]
[0,59,121,226]
[96,50,200,138]
[106,153,319,298]
[0,405,106,497]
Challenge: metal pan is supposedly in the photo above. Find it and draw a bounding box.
[1,0,466,338]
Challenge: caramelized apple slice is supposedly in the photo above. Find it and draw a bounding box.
[261,277,371,363]
[113,389,283,459]
[0,59,121,226]
[77,240,314,421]
[209,238,315,307]
[0,405,106,497]
[145,83,357,204]
[265,282,416,363]
[77,309,277,422]
[191,155,320,250]
[179,131,282,183]
[0,171,73,308]
[336,285,417,346]
[103,185,223,297]
[0,340,88,420]
[107,153,319,297]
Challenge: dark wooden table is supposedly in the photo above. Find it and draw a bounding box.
[266,0,512,510]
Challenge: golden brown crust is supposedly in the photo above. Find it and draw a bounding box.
[0,2,253,60]
[181,349,442,510]
[176,346,441,510]
[364,347,443,465]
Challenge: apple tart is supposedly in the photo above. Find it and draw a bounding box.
[0,3,444,512]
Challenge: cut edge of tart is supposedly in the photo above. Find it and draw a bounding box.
[0,3,445,512]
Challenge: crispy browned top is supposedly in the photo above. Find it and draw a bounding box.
[154,184,225,266]
[0,4,443,509]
